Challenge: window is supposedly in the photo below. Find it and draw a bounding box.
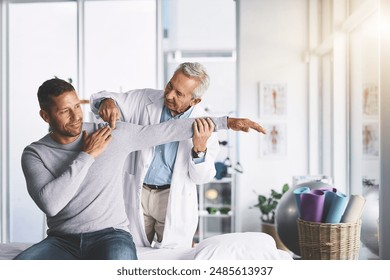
[314,0,381,259]
[3,0,157,242]
[8,1,78,242]
[84,0,156,95]
[349,8,380,259]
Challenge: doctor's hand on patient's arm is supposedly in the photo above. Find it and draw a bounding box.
[227,117,266,134]
[192,118,215,153]
[82,126,113,158]
[98,98,120,129]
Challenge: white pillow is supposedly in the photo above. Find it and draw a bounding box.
[194,232,292,260]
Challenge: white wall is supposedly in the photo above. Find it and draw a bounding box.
[237,0,309,231]
[168,0,236,50]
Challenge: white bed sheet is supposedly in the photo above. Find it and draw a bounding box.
[137,246,196,260]
[0,232,293,260]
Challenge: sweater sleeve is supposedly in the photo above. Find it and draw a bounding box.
[21,148,95,217]
[115,116,228,153]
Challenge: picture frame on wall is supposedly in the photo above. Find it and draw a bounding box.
[362,121,379,159]
[259,122,287,158]
[258,82,287,118]
[362,82,379,119]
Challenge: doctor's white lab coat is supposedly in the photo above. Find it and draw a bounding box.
[90,89,219,248]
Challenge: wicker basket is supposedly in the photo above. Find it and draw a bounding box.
[297,218,361,260]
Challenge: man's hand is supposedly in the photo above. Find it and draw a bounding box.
[192,118,215,152]
[82,126,113,158]
[98,98,120,129]
[227,118,266,134]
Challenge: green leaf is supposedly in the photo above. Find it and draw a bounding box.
[282,183,290,193]
[271,189,282,199]
[258,195,267,203]
[260,205,270,215]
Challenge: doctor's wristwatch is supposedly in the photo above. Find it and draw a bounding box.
[192,148,207,158]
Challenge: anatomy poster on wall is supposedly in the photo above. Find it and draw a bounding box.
[259,122,287,158]
[362,122,379,158]
[362,83,379,118]
[258,82,287,118]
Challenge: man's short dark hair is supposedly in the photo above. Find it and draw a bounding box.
[37,78,75,111]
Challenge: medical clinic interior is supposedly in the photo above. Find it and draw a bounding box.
[1,0,390,260]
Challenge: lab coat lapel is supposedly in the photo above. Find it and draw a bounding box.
[146,94,164,123]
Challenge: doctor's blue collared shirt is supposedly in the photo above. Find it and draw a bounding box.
[143,105,205,186]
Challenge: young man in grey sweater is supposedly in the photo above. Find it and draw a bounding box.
[14,78,265,260]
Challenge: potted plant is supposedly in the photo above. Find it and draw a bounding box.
[251,183,290,251]
[252,183,289,224]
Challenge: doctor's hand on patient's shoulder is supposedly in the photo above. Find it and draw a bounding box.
[192,118,215,153]
[98,98,120,129]
[82,126,113,158]
[227,117,266,134]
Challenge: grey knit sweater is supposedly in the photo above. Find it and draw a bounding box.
[21,117,227,235]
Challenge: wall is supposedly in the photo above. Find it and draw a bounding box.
[237,0,309,231]
[167,0,236,50]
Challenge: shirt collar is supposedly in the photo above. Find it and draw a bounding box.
[162,105,194,121]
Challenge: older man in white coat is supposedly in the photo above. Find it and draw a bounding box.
[90,63,220,249]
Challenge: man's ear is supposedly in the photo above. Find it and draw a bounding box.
[39,109,50,124]
[191,98,202,107]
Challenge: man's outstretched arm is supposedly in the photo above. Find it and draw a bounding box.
[116,116,266,155]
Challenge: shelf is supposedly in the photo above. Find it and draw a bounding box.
[199,212,232,218]
[208,177,233,183]
[203,203,233,209]
[196,166,236,243]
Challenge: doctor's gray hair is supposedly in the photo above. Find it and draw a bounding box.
[175,62,210,99]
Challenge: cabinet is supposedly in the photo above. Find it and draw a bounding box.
[195,175,236,242]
